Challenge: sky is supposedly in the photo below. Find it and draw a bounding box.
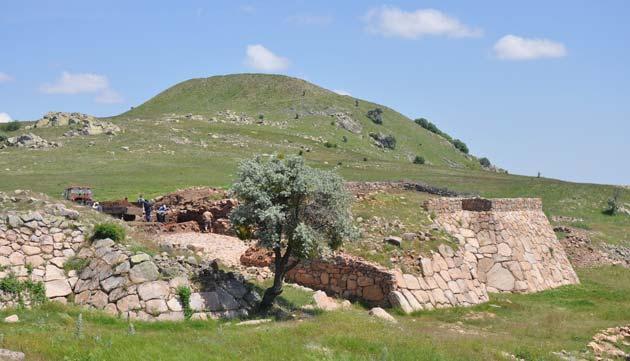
[1,0,628,185]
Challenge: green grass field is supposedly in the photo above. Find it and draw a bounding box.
[0,267,627,361]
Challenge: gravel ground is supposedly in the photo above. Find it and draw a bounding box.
[159,232,249,267]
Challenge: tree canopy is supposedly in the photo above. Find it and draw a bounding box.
[230,155,356,310]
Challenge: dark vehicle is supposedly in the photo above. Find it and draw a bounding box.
[63,186,94,205]
[99,199,143,221]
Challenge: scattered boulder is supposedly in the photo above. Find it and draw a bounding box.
[236,319,272,326]
[384,236,402,247]
[368,307,397,323]
[368,132,396,150]
[1,133,60,149]
[313,290,344,311]
[0,349,25,361]
[34,111,121,137]
[3,314,19,323]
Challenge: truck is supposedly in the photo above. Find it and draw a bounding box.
[63,185,94,205]
[99,199,143,221]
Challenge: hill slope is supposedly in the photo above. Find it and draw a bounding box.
[0,73,627,244]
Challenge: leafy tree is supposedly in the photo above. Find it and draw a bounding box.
[413,155,425,165]
[229,155,356,311]
[479,157,491,167]
[366,108,383,124]
[452,139,469,154]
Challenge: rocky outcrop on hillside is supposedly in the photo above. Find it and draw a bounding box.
[332,112,362,134]
[33,111,121,136]
[0,133,60,149]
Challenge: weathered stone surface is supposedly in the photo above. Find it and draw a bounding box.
[116,294,140,312]
[0,348,25,361]
[384,236,402,247]
[45,279,72,298]
[129,261,159,283]
[138,281,169,301]
[145,299,168,315]
[130,253,151,264]
[368,307,397,323]
[486,264,515,291]
[313,290,341,311]
[3,315,19,323]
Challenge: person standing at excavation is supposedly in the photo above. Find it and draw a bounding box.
[143,199,152,222]
[202,211,213,232]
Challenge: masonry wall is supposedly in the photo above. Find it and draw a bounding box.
[0,206,260,320]
[424,198,579,293]
[285,255,397,307]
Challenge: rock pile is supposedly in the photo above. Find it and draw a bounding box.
[345,181,465,199]
[587,325,629,360]
[33,111,121,136]
[1,133,60,149]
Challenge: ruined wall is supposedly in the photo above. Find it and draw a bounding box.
[285,250,489,311]
[286,255,397,307]
[0,205,260,320]
[424,198,579,293]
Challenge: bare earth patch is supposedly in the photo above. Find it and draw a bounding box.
[158,232,249,268]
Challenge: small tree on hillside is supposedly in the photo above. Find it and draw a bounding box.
[229,155,356,311]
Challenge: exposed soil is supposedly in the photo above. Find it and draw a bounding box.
[158,232,249,268]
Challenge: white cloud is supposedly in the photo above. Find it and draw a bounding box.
[40,71,109,94]
[95,89,124,104]
[40,71,124,103]
[240,5,255,14]
[0,72,13,83]
[244,45,290,72]
[363,6,482,39]
[287,14,333,26]
[493,35,567,60]
[333,89,352,96]
[0,112,12,123]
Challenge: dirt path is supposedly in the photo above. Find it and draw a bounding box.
[158,232,249,268]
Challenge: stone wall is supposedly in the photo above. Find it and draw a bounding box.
[0,205,259,320]
[285,250,488,311]
[424,197,579,293]
[286,255,397,307]
[389,243,488,312]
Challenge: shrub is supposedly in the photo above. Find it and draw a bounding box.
[294,113,299,119]
[177,286,193,319]
[324,141,337,148]
[0,134,6,142]
[355,100,359,107]
[92,223,126,242]
[258,114,264,120]
[0,121,21,132]
[366,108,383,124]
[342,135,348,143]
[603,189,621,215]
[414,118,452,141]
[413,156,425,165]
[479,157,491,167]
[452,139,469,154]
[63,256,90,274]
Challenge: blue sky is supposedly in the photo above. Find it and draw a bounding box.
[1,0,628,185]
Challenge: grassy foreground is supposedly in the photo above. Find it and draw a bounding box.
[1,267,628,361]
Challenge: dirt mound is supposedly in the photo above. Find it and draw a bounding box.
[240,246,274,267]
[153,187,237,235]
[557,227,629,268]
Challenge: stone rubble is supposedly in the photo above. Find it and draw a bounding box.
[0,133,60,150]
[33,111,121,137]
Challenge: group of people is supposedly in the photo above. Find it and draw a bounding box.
[137,195,169,223]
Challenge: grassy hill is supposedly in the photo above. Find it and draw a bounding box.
[0,73,627,244]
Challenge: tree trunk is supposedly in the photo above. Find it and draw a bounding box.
[258,266,286,312]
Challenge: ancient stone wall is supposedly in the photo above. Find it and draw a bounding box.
[0,205,259,320]
[389,243,488,312]
[286,255,397,307]
[424,198,579,293]
[285,250,488,311]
